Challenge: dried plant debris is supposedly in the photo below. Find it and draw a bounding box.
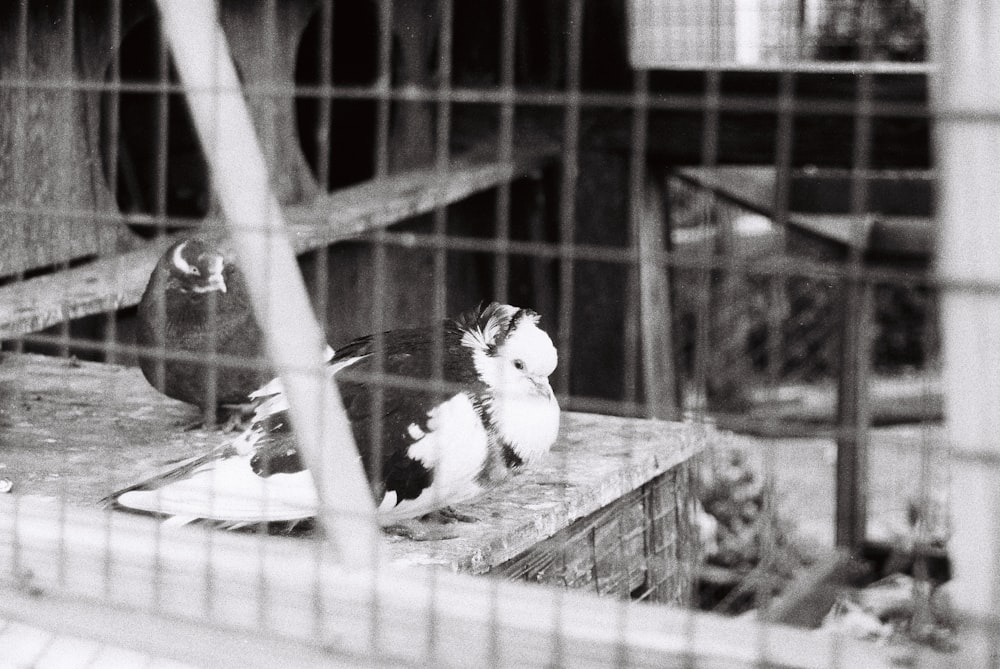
[822,575,957,652]
[696,447,816,576]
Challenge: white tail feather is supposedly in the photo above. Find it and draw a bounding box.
[116,455,319,523]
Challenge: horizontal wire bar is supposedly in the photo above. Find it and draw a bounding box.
[0,79,931,119]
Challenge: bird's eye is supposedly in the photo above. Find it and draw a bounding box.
[189,267,200,276]
[513,359,525,371]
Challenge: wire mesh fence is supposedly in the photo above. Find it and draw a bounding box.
[0,0,991,666]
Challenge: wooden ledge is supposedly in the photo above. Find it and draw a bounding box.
[674,166,934,257]
[0,146,558,339]
[0,353,701,574]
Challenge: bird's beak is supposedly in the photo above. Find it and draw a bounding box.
[191,269,227,294]
[192,255,228,294]
[208,271,227,293]
[530,376,554,400]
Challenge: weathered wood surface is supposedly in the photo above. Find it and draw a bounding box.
[496,465,695,604]
[0,146,557,339]
[0,353,703,573]
[0,1,144,278]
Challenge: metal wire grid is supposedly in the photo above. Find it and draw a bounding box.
[0,0,978,666]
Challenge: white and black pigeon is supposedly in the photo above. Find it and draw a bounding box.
[106,303,559,536]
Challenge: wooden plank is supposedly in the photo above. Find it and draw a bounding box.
[760,549,860,628]
[0,352,701,574]
[0,147,557,339]
[675,166,933,256]
[0,493,922,669]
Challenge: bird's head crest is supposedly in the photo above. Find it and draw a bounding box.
[458,302,541,352]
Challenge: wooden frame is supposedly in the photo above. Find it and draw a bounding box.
[0,495,923,669]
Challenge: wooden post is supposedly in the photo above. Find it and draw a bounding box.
[834,229,873,550]
[155,0,382,571]
[931,1,1000,655]
[637,174,678,419]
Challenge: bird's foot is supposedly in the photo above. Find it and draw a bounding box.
[181,404,255,432]
[422,506,480,524]
[217,404,256,432]
[383,521,461,542]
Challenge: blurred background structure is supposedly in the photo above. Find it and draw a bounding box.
[2,0,996,666]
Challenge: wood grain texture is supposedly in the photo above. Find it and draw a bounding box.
[0,1,138,278]
[0,147,557,339]
[496,466,695,605]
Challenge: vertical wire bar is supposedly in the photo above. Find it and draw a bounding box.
[755,69,797,662]
[908,275,938,646]
[6,0,28,581]
[151,1,172,401]
[204,6,223,622]
[623,66,643,408]
[56,0,76,360]
[149,39,168,598]
[549,2,584,665]
[255,0,281,634]
[103,0,123,365]
[428,5,454,662]
[691,70,721,420]
[374,0,392,179]
[554,0,583,397]
[367,0,394,653]
[488,17,516,660]
[59,0,78,601]
[311,0,333,339]
[492,0,517,304]
[8,0,29,356]
[311,0,335,647]
[684,64,721,669]
[155,6,170,236]
[432,0,453,373]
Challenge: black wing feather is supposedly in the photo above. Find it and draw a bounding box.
[249,321,485,505]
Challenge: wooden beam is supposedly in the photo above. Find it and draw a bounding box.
[0,147,556,340]
[637,174,678,419]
